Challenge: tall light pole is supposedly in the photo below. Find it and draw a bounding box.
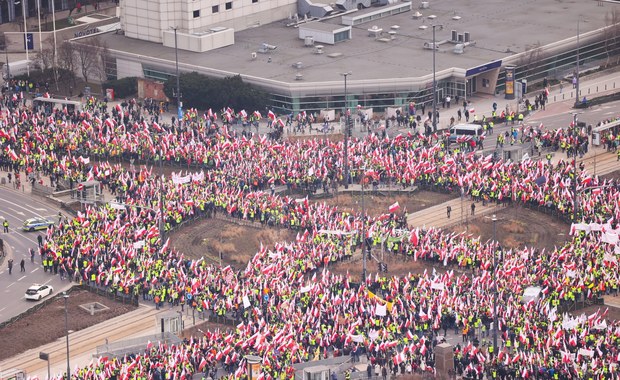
[63,291,70,379]
[431,24,443,132]
[361,167,367,283]
[37,0,42,52]
[340,72,352,189]
[491,214,498,353]
[19,0,29,76]
[52,0,59,90]
[571,112,580,222]
[574,19,580,107]
[159,160,165,243]
[170,27,182,126]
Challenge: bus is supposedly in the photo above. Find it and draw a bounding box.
[32,97,83,116]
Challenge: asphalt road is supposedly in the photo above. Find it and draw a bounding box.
[0,183,71,322]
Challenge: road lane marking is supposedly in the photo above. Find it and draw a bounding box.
[18,275,26,281]
[8,207,25,216]
[31,267,39,273]
[7,282,16,287]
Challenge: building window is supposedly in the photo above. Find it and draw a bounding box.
[225,2,232,10]
[212,5,219,13]
[193,10,200,18]
[252,0,258,3]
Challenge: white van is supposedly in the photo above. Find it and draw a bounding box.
[448,123,484,143]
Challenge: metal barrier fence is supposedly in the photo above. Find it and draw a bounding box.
[95,332,182,357]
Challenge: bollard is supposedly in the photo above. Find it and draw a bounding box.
[605,84,607,90]
[90,304,95,316]
[597,86,598,92]
[588,88,590,94]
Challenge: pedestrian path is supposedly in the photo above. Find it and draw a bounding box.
[0,302,199,379]
[406,196,503,230]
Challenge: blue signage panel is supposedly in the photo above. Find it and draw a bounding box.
[465,60,502,78]
[24,33,34,50]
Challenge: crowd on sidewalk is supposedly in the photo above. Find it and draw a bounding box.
[1,96,620,379]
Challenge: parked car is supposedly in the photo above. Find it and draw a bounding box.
[22,217,55,232]
[25,284,54,301]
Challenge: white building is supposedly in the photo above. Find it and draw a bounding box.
[120,0,297,52]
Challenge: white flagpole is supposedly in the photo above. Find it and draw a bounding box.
[37,0,42,52]
[52,0,58,90]
[22,0,29,76]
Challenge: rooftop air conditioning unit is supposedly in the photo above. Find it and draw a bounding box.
[464,32,470,43]
[451,30,457,42]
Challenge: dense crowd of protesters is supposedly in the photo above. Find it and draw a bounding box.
[1,99,620,379]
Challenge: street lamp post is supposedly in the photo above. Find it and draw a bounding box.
[63,291,70,379]
[431,24,443,133]
[170,27,182,125]
[491,214,498,353]
[574,19,580,107]
[18,0,29,76]
[361,168,367,283]
[159,165,166,243]
[340,72,352,189]
[571,112,581,222]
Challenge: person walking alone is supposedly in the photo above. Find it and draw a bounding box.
[8,259,13,274]
[20,258,25,272]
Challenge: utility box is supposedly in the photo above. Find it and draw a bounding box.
[303,365,331,380]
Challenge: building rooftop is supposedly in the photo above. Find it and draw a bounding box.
[100,0,618,86]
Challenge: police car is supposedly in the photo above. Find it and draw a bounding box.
[22,217,55,232]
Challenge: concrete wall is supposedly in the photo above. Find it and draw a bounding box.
[121,0,296,45]
[161,28,235,53]
[4,18,119,53]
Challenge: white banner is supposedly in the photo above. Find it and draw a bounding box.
[578,348,594,357]
[375,303,387,316]
[133,240,145,249]
[172,175,191,185]
[300,284,314,293]
[430,282,445,290]
[191,171,205,182]
[242,295,251,308]
[368,330,379,341]
[602,232,619,245]
[349,334,364,343]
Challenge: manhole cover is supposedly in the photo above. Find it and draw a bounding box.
[79,302,109,315]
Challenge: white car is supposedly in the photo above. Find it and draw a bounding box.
[25,284,54,301]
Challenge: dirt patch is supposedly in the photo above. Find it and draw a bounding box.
[322,190,456,218]
[602,169,620,182]
[0,288,137,361]
[445,205,570,254]
[168,218,296,266]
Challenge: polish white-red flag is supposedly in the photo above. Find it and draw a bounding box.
[268,110,276,121]
[410,229,419,246]
[388,202,400,213]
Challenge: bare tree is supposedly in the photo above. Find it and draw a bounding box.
[603,9,620,68]
[58,41,77,86]
[35,37,55,70]
[92,38,111,83]
[74,36,105,83]
[517,42,543,79]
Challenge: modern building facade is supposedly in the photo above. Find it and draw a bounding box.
[91,0,620,113]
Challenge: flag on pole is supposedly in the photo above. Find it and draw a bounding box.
[389,202,400,213]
